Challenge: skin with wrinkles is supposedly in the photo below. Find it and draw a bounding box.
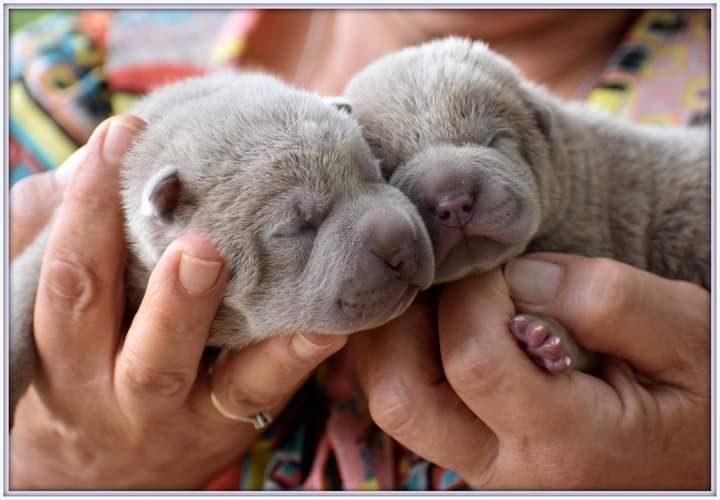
[343,37,710,372]
[10,71,435,426]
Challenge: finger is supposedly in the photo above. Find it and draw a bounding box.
[601,356,653,421]
[351,294,498,479]
[504,254,710,386]
[34,116,146,387]
[192,331,347,429]
[10,146,86,260]
[438,269,572,438]
[116,233,229,419]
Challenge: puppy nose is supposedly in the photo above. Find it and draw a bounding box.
[435,192,475,227]
[368,214,419,282]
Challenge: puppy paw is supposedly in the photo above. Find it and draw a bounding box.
[510,314,573,374]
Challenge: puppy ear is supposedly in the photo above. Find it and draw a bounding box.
[520,83,555,138]
[326,97,352,114]
[141,166,181,221]
[524,97,554,138]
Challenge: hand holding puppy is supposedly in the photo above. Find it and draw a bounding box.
[10,116,346,489]
[352,254,710,490]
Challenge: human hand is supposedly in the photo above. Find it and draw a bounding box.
[10,116,347,489]
[10,145,88,260]
[351,254,710,490]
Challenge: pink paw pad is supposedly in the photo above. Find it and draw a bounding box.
[510,315,572,374]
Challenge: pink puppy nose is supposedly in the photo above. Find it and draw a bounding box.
[435,192,475,227]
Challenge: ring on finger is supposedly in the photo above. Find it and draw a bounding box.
[209,390,273,429]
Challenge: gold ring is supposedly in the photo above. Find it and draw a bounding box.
[209,391,272,429]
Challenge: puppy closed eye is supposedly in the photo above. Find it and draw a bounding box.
[487,131,516,149]
[271,202,326,240]
[296,220,319,238]
[271,217,319,239]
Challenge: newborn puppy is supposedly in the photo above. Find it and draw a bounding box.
[10,72,435,425]
[343,37,710,373]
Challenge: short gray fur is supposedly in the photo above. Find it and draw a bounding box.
[343,38,710,371]
[9,72,435,427]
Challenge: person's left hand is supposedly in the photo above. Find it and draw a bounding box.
[9,117,348,489]
[350,255,710,490]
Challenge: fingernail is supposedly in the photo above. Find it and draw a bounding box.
[505,257,562,305]
[102,118,142,164]
[178,253,223,294]
[290,333,346,362]
[55,146,87,189]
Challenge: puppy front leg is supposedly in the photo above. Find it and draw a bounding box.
[509,313,598,374]
[10,221,53,429]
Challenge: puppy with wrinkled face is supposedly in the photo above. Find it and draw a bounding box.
[344,37,710,373]
[10,72,435,425]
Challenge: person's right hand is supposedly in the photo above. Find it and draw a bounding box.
[10,116,347,490]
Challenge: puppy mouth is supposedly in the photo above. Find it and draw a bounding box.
[428,192,527,267]
[433,236,512,281]
[337,281,420,327]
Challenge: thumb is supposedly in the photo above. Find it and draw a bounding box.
[504,253,709,385]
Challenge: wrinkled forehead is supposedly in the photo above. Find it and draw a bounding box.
[353,68,527,171]
[156,92,377,175]
[248,139,378,198]
[200,123,380,214]
[361,51,517,123]
[129,84,385,229]
[405,53,525,124]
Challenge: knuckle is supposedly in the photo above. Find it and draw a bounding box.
[621,393,658,452]
[672,281,711,329]
[464,468,497,490]
[63,171,118,215]
[665,281,709,377]
[673,333,710,390]
[122,355,192,399]
[580,258,632,327]
[675,326,708,362]
[617,394,647,437]
[40,256,100,313]
[224,383,277,414]
[444,349,504,397]
[144,309,184,338]
[285,333,345,367]
[367,383,415,437]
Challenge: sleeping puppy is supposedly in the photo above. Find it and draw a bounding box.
[10,72,435,426]
[343,37,710,373]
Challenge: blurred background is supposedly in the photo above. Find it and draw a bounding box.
[8,9,709,188]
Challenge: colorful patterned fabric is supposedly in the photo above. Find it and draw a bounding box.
[8,9,258,186]
[106,10,259,114]
[8,8,710,491]
[204,350,468,491]
[586,10,710,125]
[9,11,111,185]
